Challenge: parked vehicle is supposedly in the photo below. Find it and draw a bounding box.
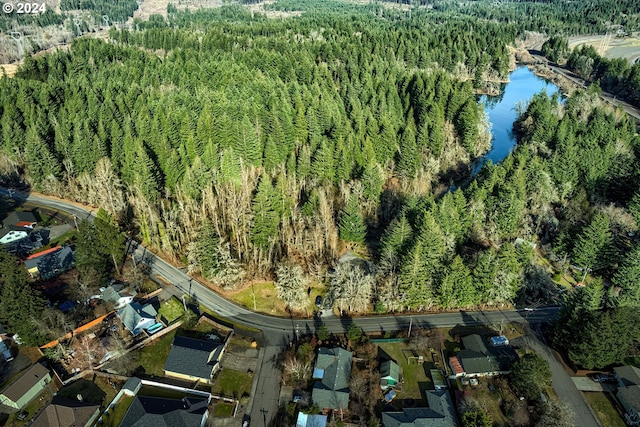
[589,373,614,383]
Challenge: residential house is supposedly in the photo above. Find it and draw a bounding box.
[117,302,157,336]
[3,211,37,229]
[23,246,75,280]
[0,363,51,411]
[382,390,458,427]
[120,378,211,427]
[296,412,328,427]
[614,366,640,426]
[0,227,29,245]
[31,396,100,427]
[101,285,136,309]
[163,336,227,384]
[618,385,640,426]
[380,360,400,391]
[312,347,352,412]
[615,365,640,387]
[4,230,43,257]
[449,334,517,378]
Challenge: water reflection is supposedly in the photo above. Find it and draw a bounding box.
[471,67,561,177]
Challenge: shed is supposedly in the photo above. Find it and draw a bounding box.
[430,369,447,390]
[380,360,400,390]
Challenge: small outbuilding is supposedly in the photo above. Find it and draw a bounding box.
[380,360,400,390]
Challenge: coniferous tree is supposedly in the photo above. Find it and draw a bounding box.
[572,212,616,273]
[339,196,366,245]
[613,245,640,307]
[251,175,280,252]
[0,253,48,346]
[95,209,126,274]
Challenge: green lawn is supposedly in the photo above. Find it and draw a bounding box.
[137,329,176,377]
[213,402,235,417]
[227,282,289,315]
[101,395,135,427]
[378,343,433,403]
[211,369,253,399]
[584,392,626,427]
[158,297,185,324]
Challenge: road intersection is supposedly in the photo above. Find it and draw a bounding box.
[3,187,585,426]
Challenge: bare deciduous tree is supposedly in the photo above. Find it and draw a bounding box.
[331,263,374,314]
[275,264,308,311]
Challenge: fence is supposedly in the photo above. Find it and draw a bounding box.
[40,312,113,349]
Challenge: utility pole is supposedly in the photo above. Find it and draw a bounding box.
[408,318,413,338]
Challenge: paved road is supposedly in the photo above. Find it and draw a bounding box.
[519,324,601,427]
[528,52,640,122]
[1,187,563,426]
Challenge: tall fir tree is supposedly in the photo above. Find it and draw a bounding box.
[339,196,366,245]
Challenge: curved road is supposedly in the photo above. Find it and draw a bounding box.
[529,52,640,122]
[1,187,559,340]
[2,187,572,426]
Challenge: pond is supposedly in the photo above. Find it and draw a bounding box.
[470,66,561,176]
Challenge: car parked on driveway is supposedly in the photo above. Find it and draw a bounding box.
[589,373,614,383]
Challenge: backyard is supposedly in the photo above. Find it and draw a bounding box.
[211,369,253,400]
[100,395,135,427]
[157,296,185,324]
[377,342,433,403]
[135,329,177,377]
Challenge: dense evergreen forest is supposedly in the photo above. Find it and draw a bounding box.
[271,0,640,36]
[1,1,640,319]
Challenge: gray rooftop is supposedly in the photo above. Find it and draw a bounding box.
[382,391,458,427]
[23,246,74,280]
[1,363,49,403]
[312,347,352,410]
[163,336,221,380]
[618,385,640,412]
[615,365,640,387]
[381,360,400,381]
[458,334,517,374]
[119,395,208,427]
[3,211,37,228]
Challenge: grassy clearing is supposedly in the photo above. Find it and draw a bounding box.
[378,342,432,403]
[137,329,176,377]
[158,297,185,324]
[213,402,235,416]
[211,369,253,399]
[227,282,289,316]
[584,392,626,427]
[101,395,135,427]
